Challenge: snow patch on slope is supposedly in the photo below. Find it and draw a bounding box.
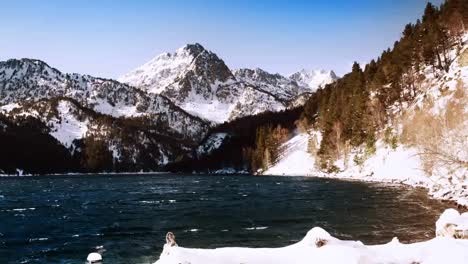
[0,103,20,113]
[181,99,236,124]
[265,134,429,185]
[118,48,194,94]
[264,133,314,176]
[333,141,429,185]
[49,101,88,148]
[92,98,142,118]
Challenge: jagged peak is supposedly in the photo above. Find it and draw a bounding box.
[142,43,208,65]
[289,68,338,90]
[177,43,206,55]
[233,67,285,79]
[292,68,337,78]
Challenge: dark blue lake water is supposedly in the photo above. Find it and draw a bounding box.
[0,174,454,264]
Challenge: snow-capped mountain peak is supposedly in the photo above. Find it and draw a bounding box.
[119,44,338,123]
[289,69,337,91]
[176,43,206,56]
[118,44,203,94]
[119,42,235,97]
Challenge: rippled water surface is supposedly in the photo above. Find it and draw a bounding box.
[0,174,455,263]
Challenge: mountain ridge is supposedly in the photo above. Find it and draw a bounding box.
[119,43,337,123]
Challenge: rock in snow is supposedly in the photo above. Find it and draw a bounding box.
[154,211,468,264]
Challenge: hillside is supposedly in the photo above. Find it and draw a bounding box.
[261,1,468,206]
[0,59,211,173]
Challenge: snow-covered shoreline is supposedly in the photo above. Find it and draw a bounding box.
[264,37,468,208]
[263,133,468,208]
[153,209,468,264]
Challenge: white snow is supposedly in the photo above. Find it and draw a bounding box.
[264,38,468,206]
[264,133,315,176]
[118,48,194,94]
[49,101,88,148]
[87,252,102,263]
[92,98,142,118]
[334,141,429,186]
[436,209,468,238]
[182,100,235,124]
[289,69,338,91]
[264,133,428,183]
[119,44,338,124]
[154,225,468,264]
[0,103,20,113]
[262,131,463,205]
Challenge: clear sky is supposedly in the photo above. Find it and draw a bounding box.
[1,0,443,79]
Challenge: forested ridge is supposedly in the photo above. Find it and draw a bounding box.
[302,0,468,172]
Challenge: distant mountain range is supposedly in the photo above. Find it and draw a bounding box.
[0,43,336,174]
[119,43,337,122]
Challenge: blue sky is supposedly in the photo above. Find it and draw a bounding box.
[1,0,443,78]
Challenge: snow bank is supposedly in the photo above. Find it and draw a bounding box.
[154,225,468,264]
[263,132,467,206]
[436,209,468,239]
[331,141,431,187]
[264,134,429,184]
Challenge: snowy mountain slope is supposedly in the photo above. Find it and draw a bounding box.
[119,43,237,98]
[119,44,336,123]
[120,44,244,122]
[264,133,315,176]
[289,69,337,91]
[233,68,309,101]
[49,100,89,148]
[118,47,196,94]
[5,98,198,169]
[228,85,288,120]
[263,37,468,206]
[0,58,210,141]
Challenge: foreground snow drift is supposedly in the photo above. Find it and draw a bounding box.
[154,209,468,264]
[154,226,468,264]
[436,208,468,239]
